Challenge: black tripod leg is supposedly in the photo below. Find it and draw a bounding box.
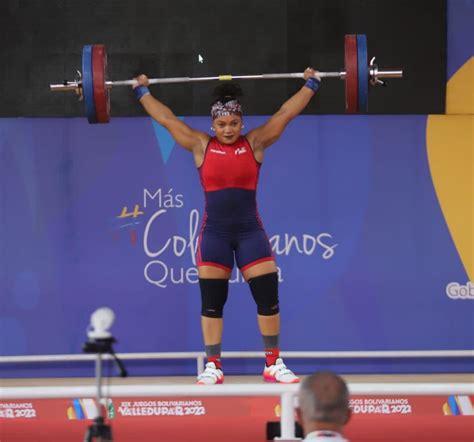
[84,425,93,442]
[84,417,113,442]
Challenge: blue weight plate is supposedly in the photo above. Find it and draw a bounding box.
[356,34,368,112]
[82,45,97,124]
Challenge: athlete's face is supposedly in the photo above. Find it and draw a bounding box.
[212,115,243,144]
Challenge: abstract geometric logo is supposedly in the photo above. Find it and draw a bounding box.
[67,398,115,420]
[151,117,183,164]
[442,395,473,415]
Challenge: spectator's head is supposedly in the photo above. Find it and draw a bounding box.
[297,371,351,435]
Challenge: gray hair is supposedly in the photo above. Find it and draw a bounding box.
[298,371,349,424]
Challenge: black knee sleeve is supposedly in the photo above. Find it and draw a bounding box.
[199,278,229,318]
[248,272,279,316]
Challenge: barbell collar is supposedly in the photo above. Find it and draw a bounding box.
[50,82,80,92]
[374,70,403,78]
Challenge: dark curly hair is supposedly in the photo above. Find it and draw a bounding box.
[211,82,244,105]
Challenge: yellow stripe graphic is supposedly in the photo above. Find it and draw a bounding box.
[427,57,474,280]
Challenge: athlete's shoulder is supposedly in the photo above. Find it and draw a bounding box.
[240,135,252,146]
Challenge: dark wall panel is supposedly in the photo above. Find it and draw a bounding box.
[0,0,446,117]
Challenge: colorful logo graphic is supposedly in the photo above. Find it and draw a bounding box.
[442,396,473,416]
[67,398,115,420]
[112,204,145,245]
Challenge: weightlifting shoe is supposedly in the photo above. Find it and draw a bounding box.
[263,358,300,384]
[196,362,224,385]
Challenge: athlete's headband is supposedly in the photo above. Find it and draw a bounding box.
[211,99,242,120]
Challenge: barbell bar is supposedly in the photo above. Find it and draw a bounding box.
[50,34,403,123]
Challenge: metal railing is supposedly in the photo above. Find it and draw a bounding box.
[1,350,472,376]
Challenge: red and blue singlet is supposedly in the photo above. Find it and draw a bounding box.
[196,136,274,272]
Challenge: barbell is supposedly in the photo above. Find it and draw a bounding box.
[50,34,403,124]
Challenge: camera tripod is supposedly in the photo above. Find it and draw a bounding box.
[82,337,127,442]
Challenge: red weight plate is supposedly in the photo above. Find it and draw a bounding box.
[92,45,110,123]
[344,35,358,113]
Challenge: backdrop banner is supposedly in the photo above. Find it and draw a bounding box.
[0,116,472,375]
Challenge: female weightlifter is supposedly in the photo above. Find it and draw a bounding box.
[133,68,321,384]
